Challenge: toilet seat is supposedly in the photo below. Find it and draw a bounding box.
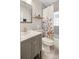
[42,37,54,46]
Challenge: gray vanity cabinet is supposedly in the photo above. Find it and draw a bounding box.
[21,39,31,59]
[21,34,42,59]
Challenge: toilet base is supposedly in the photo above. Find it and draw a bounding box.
[42,43,53,53]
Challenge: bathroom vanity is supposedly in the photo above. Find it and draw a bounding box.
[21,31,42,59]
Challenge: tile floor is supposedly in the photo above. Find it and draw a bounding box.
[42,45,59,59]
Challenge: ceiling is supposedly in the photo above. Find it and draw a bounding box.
[40,0,59,11]
[21,0,32,5]
[21,0,59,12]
[40,0,58,7]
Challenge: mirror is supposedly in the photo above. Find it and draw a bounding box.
[20,0,32,23]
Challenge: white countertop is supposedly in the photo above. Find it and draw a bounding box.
[21,30,42,42]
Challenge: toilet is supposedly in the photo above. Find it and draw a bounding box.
[42,37,54,53]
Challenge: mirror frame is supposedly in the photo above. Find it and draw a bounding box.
[20,1,32,23]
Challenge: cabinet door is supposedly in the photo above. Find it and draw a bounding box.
[31,34,42,58]
[21,39,31,59]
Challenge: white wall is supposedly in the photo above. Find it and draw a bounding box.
[42,4,54,36]
[43,4,54,19]
[43,4,54,29]
[32,0,43,17]
[26,0,43,30]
